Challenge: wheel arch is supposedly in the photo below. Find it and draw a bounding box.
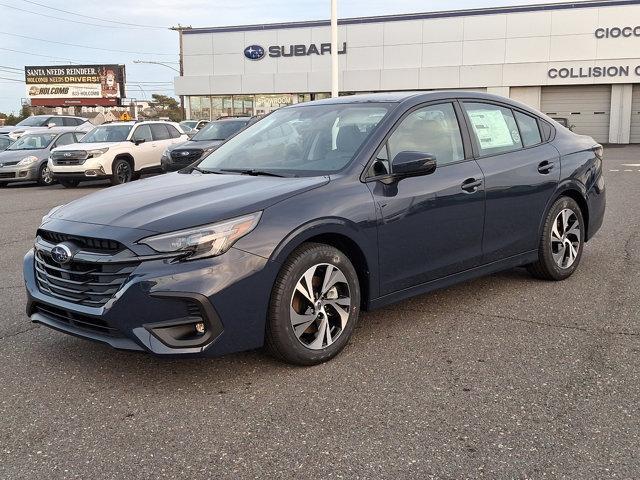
[269,219,377,309]
[542,181,590,240]
[112,153,135,172]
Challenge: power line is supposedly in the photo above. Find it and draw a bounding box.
[0,76,24,83]
[0,2,155,30]
[0,65,23,72]
[0,47,80,63]
[21,0,167,29]
[0,31,176,56]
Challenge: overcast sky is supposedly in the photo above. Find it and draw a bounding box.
[0,0,584,113]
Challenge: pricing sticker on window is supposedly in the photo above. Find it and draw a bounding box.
[468,109,516,149]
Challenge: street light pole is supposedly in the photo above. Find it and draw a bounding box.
[331,0,339,98]
[170,24,192,120]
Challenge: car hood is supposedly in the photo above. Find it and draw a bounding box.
[169,139,224,152]
[49,171,329,233]
[0,126,19,134]
[0,149,47,163]
[53,142,117,152]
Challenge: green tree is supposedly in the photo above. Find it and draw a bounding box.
[150,94,182,121]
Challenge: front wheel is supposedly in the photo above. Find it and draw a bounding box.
[265,243,361,365]
[111,158,133,185]
[37,163,55,186]
[527,196,585,281]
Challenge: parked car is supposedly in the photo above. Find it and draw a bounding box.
[180,120,209,131]
[24,92,605,365]
[0,129,85,187]
[161,116,258,172]
[48,121,188,187]
[0,135,12,151]
[0,115,92,140]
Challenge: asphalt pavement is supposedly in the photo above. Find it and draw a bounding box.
[0,148,638,479]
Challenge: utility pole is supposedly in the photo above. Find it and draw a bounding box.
[170,24,192,120]
[331,0,338,98]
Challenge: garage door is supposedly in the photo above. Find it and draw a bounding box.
[541,85,611,143]
[630,85,640,143]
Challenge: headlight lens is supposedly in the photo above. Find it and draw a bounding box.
[18,156,38,166]
[139,212,262,260]
[41,204,64,224]
[87,147,109,158]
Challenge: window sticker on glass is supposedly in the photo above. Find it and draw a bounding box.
[467,109,515,150]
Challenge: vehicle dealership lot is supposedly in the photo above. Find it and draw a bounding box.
[1,147,639,479]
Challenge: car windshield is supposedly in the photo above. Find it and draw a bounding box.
[80,125,132,143]
[8,133,57,150]
[16,116,48,127]
[197,104,391,175]
[192,120,248,141]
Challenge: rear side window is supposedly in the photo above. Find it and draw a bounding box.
[540,121,553,141]
[464,103,522,155]
[166,125,181,138]
[514,111,542,147]
[47,117,64,127]
[150,124,171,141]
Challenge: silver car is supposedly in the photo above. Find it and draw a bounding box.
[0,115,92,140]
[0,129,85,187]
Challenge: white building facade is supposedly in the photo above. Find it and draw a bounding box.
[175,0,640,143]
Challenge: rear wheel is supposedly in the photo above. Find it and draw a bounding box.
[59,179,79,188]
[265,243,361,365]
[527,196,585,281]
[37,163,55,186]
[111,158,133,185]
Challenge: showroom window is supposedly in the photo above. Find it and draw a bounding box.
[464,103,523,156]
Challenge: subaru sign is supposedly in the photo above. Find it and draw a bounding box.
[244,45,265,60]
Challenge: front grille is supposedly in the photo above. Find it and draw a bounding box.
[34,303,123,337]
[34,249,139,307]
[38,230,124,253]
[170,149,204,164]
[0,172,15,179]
[51,150,88,166]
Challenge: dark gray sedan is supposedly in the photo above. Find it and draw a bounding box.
[0,129,85,186]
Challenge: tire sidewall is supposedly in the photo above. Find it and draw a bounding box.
[38,163,53,186]
[112,158,133,185]
[270,244,361,365]
[541,197,585,279]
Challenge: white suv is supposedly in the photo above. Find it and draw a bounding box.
[49,121,188,187]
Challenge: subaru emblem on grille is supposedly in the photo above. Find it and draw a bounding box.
[180,151,191,156]
[64,152,72,157]
[51,243,74,265]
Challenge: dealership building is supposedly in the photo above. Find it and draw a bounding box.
[175,0,640,144]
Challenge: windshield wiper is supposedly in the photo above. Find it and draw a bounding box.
[191,166,220,174]
[219,168,286,177]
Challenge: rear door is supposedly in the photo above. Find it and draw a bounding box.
[367,101,486,294]
[149,124,174,166]
[461,101,560,263]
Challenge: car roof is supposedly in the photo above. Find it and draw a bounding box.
[297,91,522,106]
[19,127,85,135]
[103,120,180,126]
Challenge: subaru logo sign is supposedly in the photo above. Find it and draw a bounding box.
[64,152,72,157]
[180,151,191,156]
[50,243,73,265]
[244,45,265,60]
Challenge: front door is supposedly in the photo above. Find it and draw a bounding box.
[130,124,157,169]
[367,102,486,295]
[461,102,561,263]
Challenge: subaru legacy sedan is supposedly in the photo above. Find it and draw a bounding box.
[24,92,605,365]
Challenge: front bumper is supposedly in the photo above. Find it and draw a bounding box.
[0,164,39,183]
[24,238,277,357]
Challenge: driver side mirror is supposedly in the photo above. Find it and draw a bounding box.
[47,122,56,128]
[131,138,146,146]
[392,151,437,178]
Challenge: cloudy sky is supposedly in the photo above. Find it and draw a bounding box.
[0,0,582,113]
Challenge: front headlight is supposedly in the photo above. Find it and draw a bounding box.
[87,147,109,158]
[139,212,262,260]
[18,156,38,166]
[42,204,65,224]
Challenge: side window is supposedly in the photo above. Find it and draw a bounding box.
[62,118,76,126]
[540,120,553,141]
[132,125,153,142]
[73,132,86,142]
[54,133,75,147]
[47,117,64,127]
[514,111,542,147]
[166,125,181,138]
[150,124,171,141]
[387,103,464,167]
[464,103,523,155]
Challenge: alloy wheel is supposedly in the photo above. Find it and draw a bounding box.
[40,165,53,185]
[116,161,132,183]
[289,263,351,350]
[551,208,581,269]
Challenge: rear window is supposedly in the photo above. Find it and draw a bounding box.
[464,103,523,156]
[514,111,542,147]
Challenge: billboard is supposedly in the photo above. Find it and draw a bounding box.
[24,64,126,107]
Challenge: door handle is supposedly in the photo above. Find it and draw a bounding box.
[538,160,555,174]
[461,178,482,193]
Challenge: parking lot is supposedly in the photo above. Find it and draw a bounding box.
[0,146,638,479]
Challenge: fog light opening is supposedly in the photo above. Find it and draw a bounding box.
[195,322,206,334]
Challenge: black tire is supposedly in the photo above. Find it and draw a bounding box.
[37,163,55,186]
[265,242,361,366]
[527,196,585,281]
[111,158,133,185]
[59,179,79,188]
